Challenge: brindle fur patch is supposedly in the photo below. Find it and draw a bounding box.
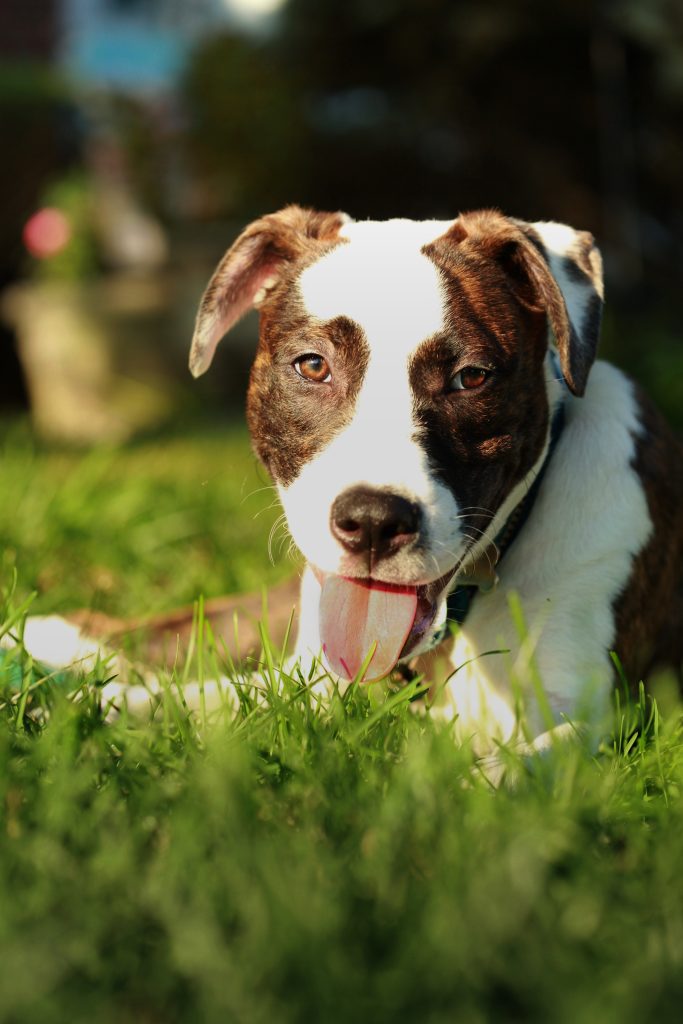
[416,214,551,542]
[247,295,370,485]
[612,387,683,685]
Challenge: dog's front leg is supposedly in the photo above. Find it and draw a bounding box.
[292,565,322,662]
[430,606,614,759]
[289,566,335,695]
[475,720,593,788]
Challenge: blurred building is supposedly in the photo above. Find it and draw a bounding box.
[59,0,282,94]
[61,0,196,94]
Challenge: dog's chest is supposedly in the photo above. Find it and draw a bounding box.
[431,360,654,739]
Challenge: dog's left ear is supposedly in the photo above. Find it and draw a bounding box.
[189,205,349,377]
[516,218,604,396]
[426,211,604,396]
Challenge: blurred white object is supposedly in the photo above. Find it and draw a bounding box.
[95,183,168,271]
[2,278,172,443]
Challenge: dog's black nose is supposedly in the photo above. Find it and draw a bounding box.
[330,487,421,563]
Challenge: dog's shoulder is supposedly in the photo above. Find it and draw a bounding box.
[449,359,680,708]
[474,357,683,687]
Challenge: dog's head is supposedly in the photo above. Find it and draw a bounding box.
[190,206,603,681]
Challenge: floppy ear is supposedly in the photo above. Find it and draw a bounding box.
[427,210,603,396]
[189,205,350,377]
[512,218,604,396]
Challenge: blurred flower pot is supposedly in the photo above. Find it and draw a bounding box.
[3,276,176,444]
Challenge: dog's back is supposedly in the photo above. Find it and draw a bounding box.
[611,385,683,684]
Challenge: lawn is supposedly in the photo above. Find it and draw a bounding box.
[2,419,683,1024]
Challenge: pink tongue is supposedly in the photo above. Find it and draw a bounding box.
[319,576,418,682]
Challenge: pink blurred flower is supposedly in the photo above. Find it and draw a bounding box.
[23,208,72,259]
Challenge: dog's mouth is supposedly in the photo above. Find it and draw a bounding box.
[315,569,456,682]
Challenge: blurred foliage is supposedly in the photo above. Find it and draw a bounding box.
[2,1,682,425]
[177,0,683,425]
[30,173,99,282]
[0,63,80,281]
[274,0,683,294]
[0,421,288,617]
[601,309,683,431]
[179,0,682,249]
[182,33,306,217]
[103,93,170,221]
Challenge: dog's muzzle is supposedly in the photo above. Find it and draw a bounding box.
[316,487,454,683]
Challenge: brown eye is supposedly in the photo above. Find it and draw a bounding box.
[294,354,332,383]
[451,366,490,391]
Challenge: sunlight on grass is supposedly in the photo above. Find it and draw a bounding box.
[0,420,293,617]
[2,422,683,1022]
[2,573,683,1022]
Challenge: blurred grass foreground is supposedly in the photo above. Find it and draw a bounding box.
[2,421,683,1023]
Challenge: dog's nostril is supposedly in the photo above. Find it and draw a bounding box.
[381,516,416,539]
[337,518,361,534]
[330,487,422,561]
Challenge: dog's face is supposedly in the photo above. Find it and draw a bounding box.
[190,207,603,680]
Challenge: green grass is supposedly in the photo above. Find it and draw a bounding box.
[0,419,291,617]
[2,420,683,1023]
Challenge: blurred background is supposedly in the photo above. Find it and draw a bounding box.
[1,0,682,444]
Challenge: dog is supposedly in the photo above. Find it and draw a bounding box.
[10,207,682,752]
[187,205,683,755]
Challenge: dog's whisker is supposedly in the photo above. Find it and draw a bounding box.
[274,528,290,558]
[460,531,497,575]
[242,482,278,498]
[277,527,294,559]
[286,539,299,562]
[241,483,279,506]
[454,512,496,524]
[456,505,497,516]
[451,522,490,538]
[253,500,284,521]
[427,550,444,577]
[472,537,496,574]
[456,516,493,532]
[267,514,288,564]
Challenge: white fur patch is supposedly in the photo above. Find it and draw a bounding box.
[283,219,464,583]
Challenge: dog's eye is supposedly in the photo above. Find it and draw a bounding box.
[450,366,490,391]
[294,354,332,383]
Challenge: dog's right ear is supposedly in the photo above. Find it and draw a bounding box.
[189,205,349,377]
